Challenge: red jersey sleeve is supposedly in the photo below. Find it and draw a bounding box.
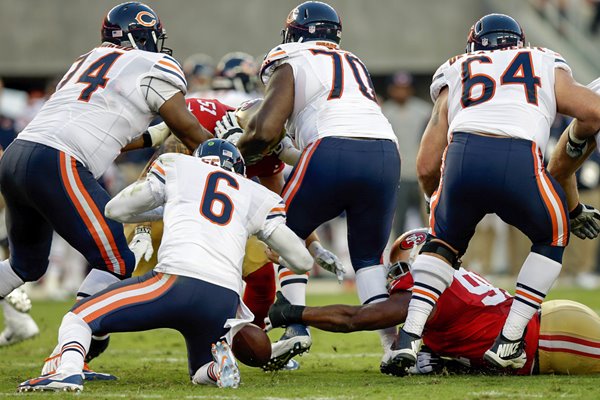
[185,98,234,134]
[388,273,414,294]
[246,154,285,179]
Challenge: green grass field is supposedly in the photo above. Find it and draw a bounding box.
[1,287,600,400]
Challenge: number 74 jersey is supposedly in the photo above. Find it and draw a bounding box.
[432,47,571,154]
[260,42,396,151]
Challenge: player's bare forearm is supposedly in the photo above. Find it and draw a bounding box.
[301,293,410,332]
[239,64,294,159]
[159,92,212,151]
[121,137,146,152]
[417,88,449,196]
[555,69,600,140]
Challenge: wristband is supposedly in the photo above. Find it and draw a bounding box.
[142,132,153,148]
[286,305,306,325]
[569,203,583,219]
[134,225,151,235]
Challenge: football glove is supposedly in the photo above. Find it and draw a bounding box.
[214,111,244,146]
[570,203,600,240]
[142,122,171,148]
[265,291,305,331]
[409,346,442,375]
[566,125,588,159]
[308,241,345,283]
[128,226,153,267]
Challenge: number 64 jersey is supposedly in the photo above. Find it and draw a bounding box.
[18,43,187,179]
[432,46,571,154]
[147,153,286,295]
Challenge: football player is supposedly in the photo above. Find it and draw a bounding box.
[0,0,212,353]
[267,228,600,376]
[215,1,400,371]
[202,52,261,107]
[18,139,314,392]
[392,13,600,370]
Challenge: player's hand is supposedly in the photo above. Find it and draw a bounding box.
[214,111,244,146]
[265,291,305,331]
[143,121,171,147]
[128,226,153,267]
[271,135,294,156]
[570,203,600,239]
[410,346,442,375]
[309,242,346,283]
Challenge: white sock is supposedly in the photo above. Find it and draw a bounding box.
[355,265,397,352]
[0,260,24,297]
[56,312,92,375]
[502,252,561,340]
[278,265,308,306]
[77,269,120,298]
[404,254,454,336]
[192,362,218,385]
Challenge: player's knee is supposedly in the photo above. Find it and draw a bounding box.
[10,256,48,282]
[531,244,564,263]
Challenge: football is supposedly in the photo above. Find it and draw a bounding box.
[231,323,272,367]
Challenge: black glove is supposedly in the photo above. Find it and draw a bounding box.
[266,291,305,330]
[570,203,600,239]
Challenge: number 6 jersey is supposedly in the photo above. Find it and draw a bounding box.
[18,43,187,178]
[431,47,571,154]
[147,153,286,295]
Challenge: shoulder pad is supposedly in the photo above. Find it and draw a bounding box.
[259,43,304,85]
[148,54,187,94]
[430,59,453,102]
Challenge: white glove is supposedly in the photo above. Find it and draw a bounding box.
[570,203,600,239]
[272,135,302,166]
[409,347,441,375]
[143,121,171,147]
[214,111,244,146]
[308,241,345,283]
[128,226,153,267]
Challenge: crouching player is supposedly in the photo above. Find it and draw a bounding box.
[267,228,600,376]
[18,139,313,392]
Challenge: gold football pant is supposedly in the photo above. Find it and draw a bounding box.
[538,300,600,374]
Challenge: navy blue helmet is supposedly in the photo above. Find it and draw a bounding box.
[211,52,257,93]
[282,1,342,45]
[466,14,525,53]
[101,2,171,55]
[194,139,246,176]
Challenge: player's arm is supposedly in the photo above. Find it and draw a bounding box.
[555,69,600,155]
[268,291,411,332]
[158,92,212,151]
[237,64,295,162]
[262,224,313,274]
[416,87,449,197]
[121,122,172,152]
[258,171,285,194]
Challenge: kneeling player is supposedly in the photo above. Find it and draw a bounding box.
[18,139,313,392]
[267,228,600,376]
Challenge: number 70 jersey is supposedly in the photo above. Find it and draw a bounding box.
[431,47,571,154]
[148,153,286,295]
[260,41,396,150]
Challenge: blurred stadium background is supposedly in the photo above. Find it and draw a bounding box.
[2,0,600,300]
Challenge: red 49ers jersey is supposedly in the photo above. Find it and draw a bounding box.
[390,267,540,374]
[185,98,284,179]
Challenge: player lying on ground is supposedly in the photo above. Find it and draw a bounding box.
[18,139,313,392]
[267,228,600,376]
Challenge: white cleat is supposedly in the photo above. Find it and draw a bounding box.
[211,341,240,389]
[17,372,84,392]
[262,324,312,371]
[0,314,39,347]
[5,287,32,313]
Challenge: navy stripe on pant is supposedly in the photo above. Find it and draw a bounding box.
[0,140,134,280]
[282,136,400,270]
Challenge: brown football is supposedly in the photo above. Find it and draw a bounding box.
[231,323,271,367]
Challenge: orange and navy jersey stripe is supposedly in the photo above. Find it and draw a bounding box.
[281,139,321,207]
[149,159,166,184]
[530,143,568,247]
[267,201,286,221]
[59,153,126,275]
[153,55,186,87]
[73,272,176,324]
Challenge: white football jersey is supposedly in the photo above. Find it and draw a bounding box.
[260,41,396,150]
[147,153,285,294]
[431,47,571,154]
[18,43,187,178]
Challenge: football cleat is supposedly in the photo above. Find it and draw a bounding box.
[483,333,526,369]
[380,352,408,377]
[388,329,422,371]
[0,313,39,347]
[5,287,32,313]
[282,359,300,371]
[83,363,118,381]
[211,341,240,389]
[262,324,312,372]
[17,372,84,392]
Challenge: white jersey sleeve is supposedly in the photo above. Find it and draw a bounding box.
[259,44,299,85]
[430,55,465,102]
[146,154,172,204]
[145,54,187,95]
[253,197,287,241]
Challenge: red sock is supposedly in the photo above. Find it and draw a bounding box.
[243,263,275,328]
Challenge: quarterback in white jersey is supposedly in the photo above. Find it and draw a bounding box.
[218,1,401,373]
[18,139,313,392]
[395,13,600,374]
